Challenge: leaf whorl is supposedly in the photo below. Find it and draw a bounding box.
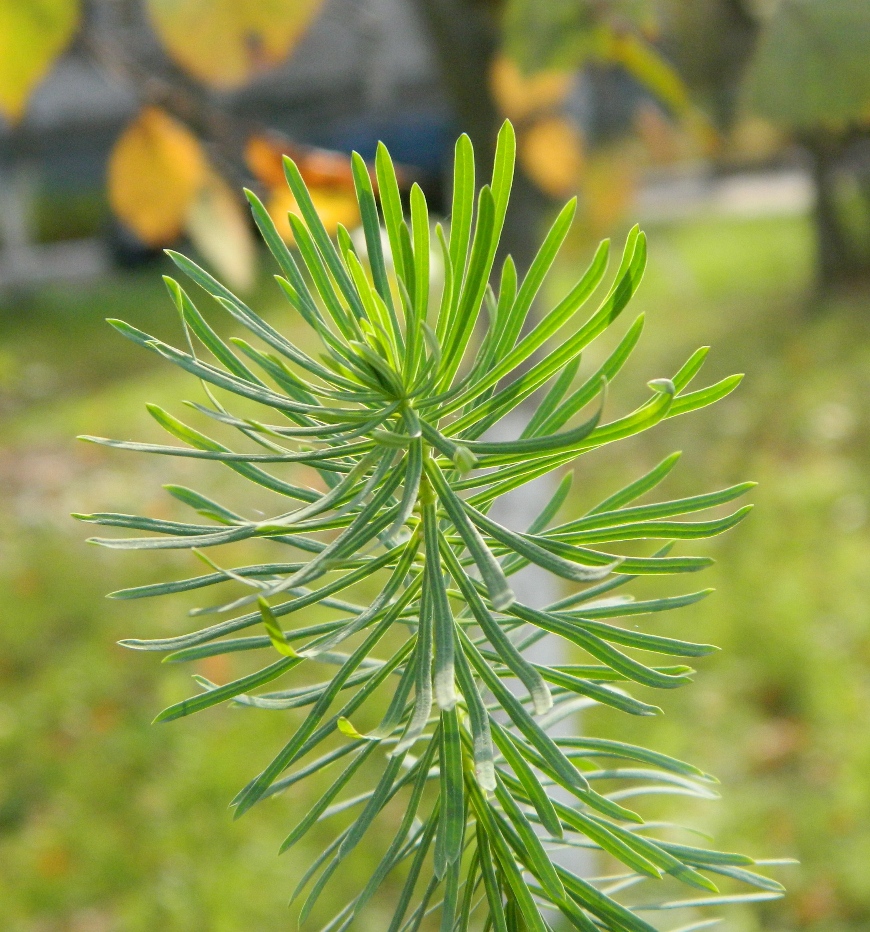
[80,122,784,929]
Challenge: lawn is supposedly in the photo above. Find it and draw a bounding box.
[1,209,869,931]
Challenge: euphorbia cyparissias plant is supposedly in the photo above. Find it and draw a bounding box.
[77,121,787,930]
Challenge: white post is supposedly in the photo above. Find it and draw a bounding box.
[487,410,593,876]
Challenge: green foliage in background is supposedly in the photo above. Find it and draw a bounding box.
[71,123,786,929]
[745,0,870,131]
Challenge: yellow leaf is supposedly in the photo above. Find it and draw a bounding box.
[186,169,256,291]
[519,116,584,199]
[267,184,361,244]
[0,0,80,122]
[108,106,207,246]
[147,0,325,88]
[489,54,572,123]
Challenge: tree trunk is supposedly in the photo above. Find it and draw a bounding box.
[804,131,870,290]
[410,0,552,274]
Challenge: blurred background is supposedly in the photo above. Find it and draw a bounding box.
[2,1,870,929]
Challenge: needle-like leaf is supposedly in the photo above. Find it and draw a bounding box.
[80,123,779,932]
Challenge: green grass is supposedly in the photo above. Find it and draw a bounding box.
[565,213,870,932]
[1,214,869,930]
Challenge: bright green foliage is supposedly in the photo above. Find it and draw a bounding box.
[77,121,785,929]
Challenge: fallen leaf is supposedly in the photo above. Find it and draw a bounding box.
[108,106,207,245]
[0,0,80,122]
[147,0,325,88]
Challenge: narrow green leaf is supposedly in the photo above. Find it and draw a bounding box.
[458,628,590,794]
[489,720,561,837]
[454,641,496,791]
[521,359,580,438]
[351,151,394,313]
[386,809,440,932]
[506,602,694,689]
[462,377,606,456]
[493,774,565,901]
[435,707,465,875]
[477,827,509,932]
[349,738,439,920]
[668,374,744,418]
[279,743,377,852]
[446,134,475,312]
[588,451,682,515]
[164,277,262,384]
[558,867,658,932]
[427,459,514,611]
[465,502,619,584]
[570,483,756,533]
[476,228,608,397]
[534,664,661,716]
[491,119,516,230]
[121,546,397,653]
[393,586,433,756]
[376,141,415,292]
[409,183,430,375]
[584,812,720,892]
[635,892,782,910]
[154,655,299,723]
[282,156,366,321]
[423,497,457,710]
[555,737,716,781]
[440,538,550,714]
[467,777,548,932]
[442,228,646,423]
[165,250,347,387]
[441,186,497,386]
[233,593,413,818]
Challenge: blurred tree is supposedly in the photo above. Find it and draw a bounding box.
[660,0,870,289]
[745,0,870,287]
[413,0,700,270]
[658,0,759,132]
[410,0,548,272]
